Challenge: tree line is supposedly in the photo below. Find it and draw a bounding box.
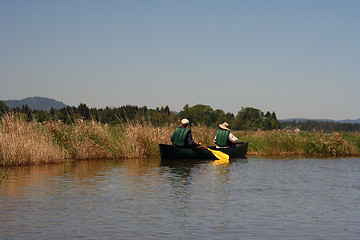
[0,101,280,130]
[281,120,360,132]
[179,104,280,130]
[0,101,177,126]
[1,100,359,131]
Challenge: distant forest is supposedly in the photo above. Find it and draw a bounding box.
[1,100,359,132]
[281,120,360,132]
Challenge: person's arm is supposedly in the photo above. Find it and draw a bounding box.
[187,132,200,146]
[170,131,175,143]
[228,132,238,143]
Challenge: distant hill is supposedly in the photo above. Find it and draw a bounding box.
[4,97,67,111]
[280,118,360,124]
[338,119,360,124]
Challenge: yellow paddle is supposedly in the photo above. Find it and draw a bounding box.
[195,141,229,162]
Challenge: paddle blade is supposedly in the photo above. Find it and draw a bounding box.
[209,149,229,162]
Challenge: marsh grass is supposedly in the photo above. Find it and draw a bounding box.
[1,113,359,166]
[0,114,64,166]
[237,130,360,156]
[119,122,172,158]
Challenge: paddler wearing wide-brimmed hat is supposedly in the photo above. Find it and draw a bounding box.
[214,122,238,148]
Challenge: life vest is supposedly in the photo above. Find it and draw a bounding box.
[216,129,230,147]
[173,127,191,147]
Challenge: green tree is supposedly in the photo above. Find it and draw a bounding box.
[179,104,190,121]
[101,107,115,124]
[49,107,56,117]
[179,104,215,126]
[163,106,170,115]
[34,110,50,122]
[78,103,90,120]
[270,111,281,129]
[0,100,8,114]
[21,104,32,122]
[213,109,227,125]
[55,111,66,122]
[235,107,264,130]
[262,111,273,130]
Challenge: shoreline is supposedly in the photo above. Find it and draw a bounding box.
[1,114,359,167]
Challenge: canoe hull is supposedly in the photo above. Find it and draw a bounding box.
[159,141,248,160]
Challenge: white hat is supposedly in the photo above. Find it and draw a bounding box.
[181,118,190,126]
[219,122,230,130]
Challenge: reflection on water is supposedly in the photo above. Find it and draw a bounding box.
[1,157,360,239]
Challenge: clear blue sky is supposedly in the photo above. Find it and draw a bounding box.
[1,0,359,120]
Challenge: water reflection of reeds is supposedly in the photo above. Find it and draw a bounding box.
[0,158,162,196]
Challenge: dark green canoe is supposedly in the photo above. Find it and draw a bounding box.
[159,141,248,160]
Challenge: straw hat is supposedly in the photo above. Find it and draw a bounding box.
[219,122,230,130]
[181,118,190,126]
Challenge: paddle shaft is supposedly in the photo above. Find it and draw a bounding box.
[194,141,209,150]
[194,141,229,161]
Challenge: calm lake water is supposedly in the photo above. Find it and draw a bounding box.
[1,157,360,239]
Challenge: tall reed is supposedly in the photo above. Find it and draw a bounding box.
[1,113,359,167]
[0,114,64,166]
[237,130,360,156]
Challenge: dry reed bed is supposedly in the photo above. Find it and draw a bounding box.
[0,114,180,166]
[1,114,360,166]
[237,130,360,156]
[0,114,64,166]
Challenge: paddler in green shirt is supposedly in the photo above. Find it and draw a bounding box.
[215,122,238,148]
[171,119,200,147]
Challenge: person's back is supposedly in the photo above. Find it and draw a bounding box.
[172,126,191,147]
[215,122,238,147]
[171,119,200,147]
[216,129,231,147]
